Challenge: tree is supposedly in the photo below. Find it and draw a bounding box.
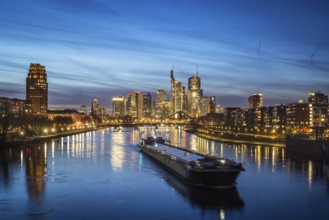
[53,116,73,126]
[25,116,51,136]
[0,113,14,143]
[81,116,92,124]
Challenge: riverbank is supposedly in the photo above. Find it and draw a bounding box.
[0,127,98,148]
[189,131,286,147]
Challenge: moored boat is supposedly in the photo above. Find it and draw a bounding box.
[140,137,244,188]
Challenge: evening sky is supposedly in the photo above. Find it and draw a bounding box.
[1,0,329,110]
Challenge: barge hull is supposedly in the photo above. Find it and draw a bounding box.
[141,144,241,188]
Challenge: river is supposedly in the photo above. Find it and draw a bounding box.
[0,126,328,220]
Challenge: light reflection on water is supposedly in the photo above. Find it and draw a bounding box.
[0,126,329,220]
[110,130,126,172]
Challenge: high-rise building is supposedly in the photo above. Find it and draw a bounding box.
[143,92,152,118]
[273,104,287,134]
[155,89,167,118]
[286,102,310,133]
[170,68,176,114]
[98,107,107,120]
[91,99,99,117]
[80,105,88,115]
[308,91,328,128]
[127,91,143,119]
[308,91,328,104]
[215,104,224,114]
[187,75,203,117]
[200,96,216,116]
[255,106,274,131]
[162,101,172,119]
[26,63,48,116]
[209,96,216,113]
[112,96,126,117]
[224,107,243,128]
[170,68,184,116]
[248,93,263,109]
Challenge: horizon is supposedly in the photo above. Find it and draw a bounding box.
[1,0,329,110]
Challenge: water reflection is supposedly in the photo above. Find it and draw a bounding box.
[110,130,126,172]
[56,132,97,159]
[0,148,10,188]
[209,139,327,189]
[25,144,48,214]
[0,127,329,219]
[136,127,329,192]
[166,178,244,211]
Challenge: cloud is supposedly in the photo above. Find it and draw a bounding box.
[0,82,25,99]
[1,0,329,109]
[41,0,120,17]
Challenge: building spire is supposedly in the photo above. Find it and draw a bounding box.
[196,64,199,76]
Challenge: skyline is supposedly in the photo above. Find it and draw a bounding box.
[1,0,329,110]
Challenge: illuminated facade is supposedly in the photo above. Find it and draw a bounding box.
[286,102,310,133]
[80,105,88,115]
[170,68,185,115]
[26,63,48,116]
[187,75,203,117]
[91,99,99,117]
[98,107,107,120]
[224,107,243,128]
[248,93,263,109]
[48,109,84,123]
[200,96,215,116]
[112,96,126,117]
[308,91,328,128]
[155,89,167,118]
[162,100,172,119]
[215,104,224,114]
[0,97,31,117]
[143,92,152,118]
[308,91,328,104]
[273,104,287,133]
[127,91,143,119]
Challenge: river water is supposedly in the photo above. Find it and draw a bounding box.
[0,126,328,220]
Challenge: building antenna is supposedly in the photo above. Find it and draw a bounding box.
[196,64,199,76]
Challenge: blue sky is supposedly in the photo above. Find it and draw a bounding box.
[1,0,329,110]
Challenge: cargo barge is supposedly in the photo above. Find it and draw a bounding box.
[140,137,244,188]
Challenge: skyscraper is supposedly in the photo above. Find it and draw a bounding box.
[112,96,126,117]
[187,74,203,117]
[170,68,184,116]
[248,93,263,109]
[143,92,152,118]
[98,107,107,120]
[80,105,88,115]
[91,99,99,117]
[155,89,167,118]
[170,68,176,114]
[26,63,48,116]
[200,96,216,116]
[162,100,172,119]
[127,91,143,119]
